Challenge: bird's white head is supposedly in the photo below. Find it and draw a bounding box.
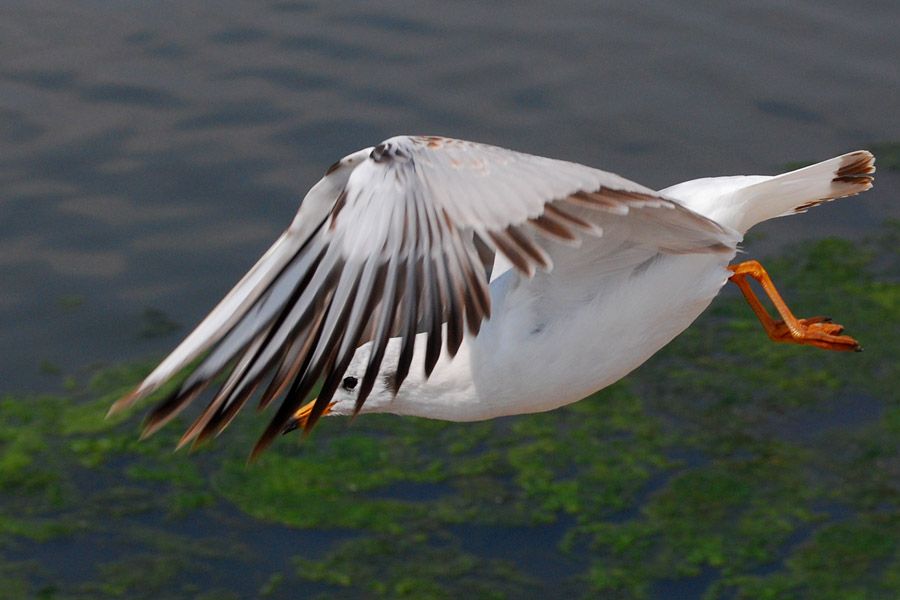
[282,339,402,433]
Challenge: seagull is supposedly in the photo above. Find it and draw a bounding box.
[109,136,875,459]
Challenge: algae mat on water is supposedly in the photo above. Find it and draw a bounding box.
[3,224,900,600]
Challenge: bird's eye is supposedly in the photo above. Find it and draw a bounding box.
[342,376,358,390]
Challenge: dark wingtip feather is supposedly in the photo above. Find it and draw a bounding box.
[140,383,206,439]
[834,151,875,179]
[249,428,278,463]
[423,262,444,377]
[108,386,141,418]
[394,257,422,392]
[444,288,464,358]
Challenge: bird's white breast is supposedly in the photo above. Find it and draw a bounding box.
[382,250,735,421]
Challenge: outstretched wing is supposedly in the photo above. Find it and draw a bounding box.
[110,135,737,457]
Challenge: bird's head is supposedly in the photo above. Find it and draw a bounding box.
[280,340,398,435]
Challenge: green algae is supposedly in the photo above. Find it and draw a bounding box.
[0,561,30,600]
[3,225,900,598]
[39,361,63,376]
[293,532,539,600]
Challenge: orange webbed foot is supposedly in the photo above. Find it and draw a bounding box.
[766,316,860,351]
[728,260,861,352]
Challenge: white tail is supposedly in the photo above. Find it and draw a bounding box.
[661,151,875,234]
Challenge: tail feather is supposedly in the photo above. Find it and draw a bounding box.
[733,150,875,233]
[660,151,875,235]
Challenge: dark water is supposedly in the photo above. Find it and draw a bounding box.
[2,1,899,598]
[2,0,898,392]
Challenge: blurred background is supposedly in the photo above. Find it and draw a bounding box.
[1,1,899,599]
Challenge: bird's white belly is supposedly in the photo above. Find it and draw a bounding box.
[458,252,734,420]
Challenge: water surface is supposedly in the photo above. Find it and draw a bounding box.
[2,2,899,598]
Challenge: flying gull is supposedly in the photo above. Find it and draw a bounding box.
[109,136,874,459]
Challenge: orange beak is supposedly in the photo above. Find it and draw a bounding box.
[281,398,336,435]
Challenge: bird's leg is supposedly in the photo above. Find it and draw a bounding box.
[727,260,860,351]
